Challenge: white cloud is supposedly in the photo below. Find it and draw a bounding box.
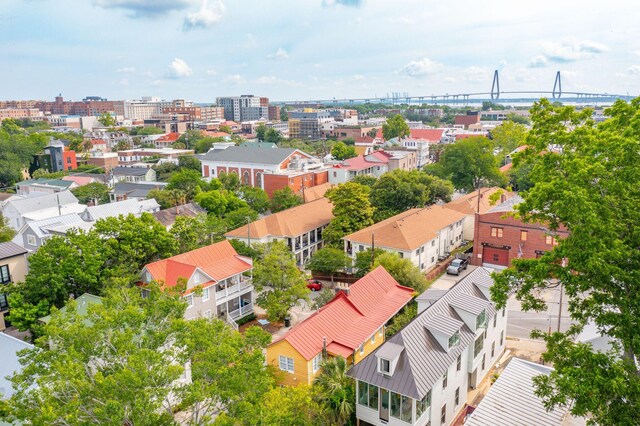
[267,47,289,60]
[538,38,608,63]
[463,66,490,82]
[206,69,217,76]
[528,55,549,68]
[93,0,194,18]
[167,58,193,78]
[353,74,364,80]
[398,57,443,77]
[116,67,136,73]
[224,74,244,85]
[183,0,225,31]
[628,65,640,74]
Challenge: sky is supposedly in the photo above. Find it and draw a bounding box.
[1,0,640,102]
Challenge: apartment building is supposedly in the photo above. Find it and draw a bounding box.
[349,267,508,426]
[36,95,114,116]
[0,108,44,122]
[288,109,334,140]
[216,95,266,122]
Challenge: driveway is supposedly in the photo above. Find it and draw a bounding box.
[429,265,479,290]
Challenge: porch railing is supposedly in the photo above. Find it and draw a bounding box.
[215,280,253,300]
[228,303,254,320]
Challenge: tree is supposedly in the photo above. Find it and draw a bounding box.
[354,248,385,277]
[2,285,188,426]
[219,172,241,191]
[307,248,351,283]
[331,141,357,160]
[505,112,530,125]
[238,185,270,213]
[490,120,528,162]
[224,206,258,231]
[130,126,163,136]
[426,136,505,192]
[170,214,211,253]
[324,182,374,246]
[264,128,282,144]
[367,127,378,138]
[167,169,206,201]
[490,98,640,424]
[147,188,178,209]
[385,301,417,337]
[350,175,377,188]
[178,155,201,171]
[373,252,428,293]
[253,241,309,322]
[255,123,267,141]
[195,191,228,216]
[270,187,302,212]
[0,213,15,243]
[97,112,116,127]
[0,127,47,187]
[312,288,336,310]
[71,182,110,205]
[382,114,410,141]
[313,356,355,426]
[370,170,453,220]
[219,125,233,134]
[194,137,224,154]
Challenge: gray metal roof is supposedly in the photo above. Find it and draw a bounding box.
[0,333,33,398]
[416,289,447,303]
[201,146,302,165]
[112,166,151,176]
[152,202,206,227]
[0,241,28,260]
[449,293,491,316]
[24,213,85,238]
[465,358,570,426]
[112,182,168,198]
[86,199,159,221]
[17,178,73,189]
[424,315,464,337]
[488,194,524,213]
[375,342,404,360]
[4,191,79,214]
[348,267,498,400]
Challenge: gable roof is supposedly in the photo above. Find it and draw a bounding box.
[62,175,97,186]
[143,240,252,289]
[84,198,159,221]
[112,166,151,176]
[272,266,414,360]
[348,267,498,400]
[488,194,524,213]
[22,213,85,239]
[445,187,514,216]
[0,334,33,399]
[112,181,168,198]
[409,128,444,142]
[225,197,333,239]
[0,241,28,260]
[152,202,206,227]
[303,183,333,203]
[465,358,572,426]
[334,151,390,171]
[17,178,74,190]
[156,132,180,142]
[4,191,79,214]
[201,146,308,165]
[343,206,467,251]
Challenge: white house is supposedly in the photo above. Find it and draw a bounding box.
[1,191,85,231]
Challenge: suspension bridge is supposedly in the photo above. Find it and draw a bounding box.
[276,71,635,106]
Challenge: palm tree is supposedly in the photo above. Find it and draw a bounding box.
[313,356,356,426]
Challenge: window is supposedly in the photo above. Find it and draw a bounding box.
[400,394,412,422]
[481,354,486,370]
[390,392,402,420]
[431,256,435,263]
[442,371,448,389]
[500,330,504,346]
[546,235,559,245]
[441,404,447,424]
[368,384,379,409]
[313,353,322,373]
[0,265,10,284]
[184,294,193,308]
[491,341,495,358]
[278,355,294,373]
[520,230,528,241]
[202,287,210,301]
[358,245,364,251]
[379,358,390,374]
[416,249,420,256]
[476,309,487,329]
[379,328,384,337]
[493,313,497,328]
[416,390,431,417]
[27,235,36,246]
[455,387,460,406]
[431,240,436,247]
[492,253,499,262]
[448,331,460,349]
[474,335,484,358]
[502,307,506,317]
[456,354,461,371]
[141,288,151,299]
[398,252,403,258]
[358,381,368,406]
[359,344,365,356]
[371,333,376,345]
[490,227,503,238]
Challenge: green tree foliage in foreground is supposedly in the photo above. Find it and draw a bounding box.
[307,247,351,282]
[270,186,302,212]
[490,98,640,424]
[373,252,428,293]
[489,120,528,163]
[7,213,178,333]
[426,136,505,192]
[331,141,357,160]
[382,114,410,141]
[97,112,117,127]
[0,120,48,187]
[253,241,309,322]
[0,213,15,243]
[0,285,275,426]
[313,356,356,426]
[324,182,374,247]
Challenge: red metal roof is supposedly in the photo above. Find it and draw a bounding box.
[156,132,181,142]
[409,128,444,142]
[272,266,414,360]
[143,240,252,290]
[334,151,391,171]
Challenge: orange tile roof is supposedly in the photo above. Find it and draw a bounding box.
[444,187,514,216]
[143,240,251,290]
[272,266,414,360]
[303,183,333,203]
[499,163,513,173]
[344,205,467,251]
[157,132,181,142]
[224,198,333,240]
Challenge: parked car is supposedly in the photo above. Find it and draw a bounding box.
[306,279,323,291]
[446,258,468,275]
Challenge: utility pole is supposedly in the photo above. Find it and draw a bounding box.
[557,282,563,333]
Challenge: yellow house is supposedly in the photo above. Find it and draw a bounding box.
[0,242,29,330]
[266,266,414,386]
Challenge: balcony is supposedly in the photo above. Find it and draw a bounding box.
[216,279,253,304]
[228,302,254,320]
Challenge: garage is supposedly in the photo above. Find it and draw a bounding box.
[482,245,509,269]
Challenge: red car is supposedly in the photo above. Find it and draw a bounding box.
[306,279,323,291]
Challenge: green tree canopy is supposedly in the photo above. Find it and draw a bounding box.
[178,155,202,171]
[255,123,267,141]
[490,98,640,424]
[0,213,16,243]
[382,114,410,141]
[426,136,505,191]
[253,241,309,322]
[372,251,428,293]
[313,356,355,426]
[219,172,241,191]
[331,141,357,161]
[238,185,270,213]
[264,128,282,144]
[97,112,117,127]
[324,182,374,247]
[71,182,110,205]
[307,248,351,281]
[223,206,259,231]
[0,126,47,187]
[167,169,207,201]
[195,190,229,216]
[490,120,528,162]
[270,187,302,213]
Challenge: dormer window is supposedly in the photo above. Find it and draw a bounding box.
[379,358,390,374]
[448,331,460,350]
[476,309,488,329]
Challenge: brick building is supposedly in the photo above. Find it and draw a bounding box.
[471,195,569,269]
[36,95,114,117]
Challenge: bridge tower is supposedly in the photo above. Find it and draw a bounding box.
[491,70,500,100]
[552,71,562,99]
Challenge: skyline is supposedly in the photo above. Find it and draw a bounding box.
[2,0,640,102]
